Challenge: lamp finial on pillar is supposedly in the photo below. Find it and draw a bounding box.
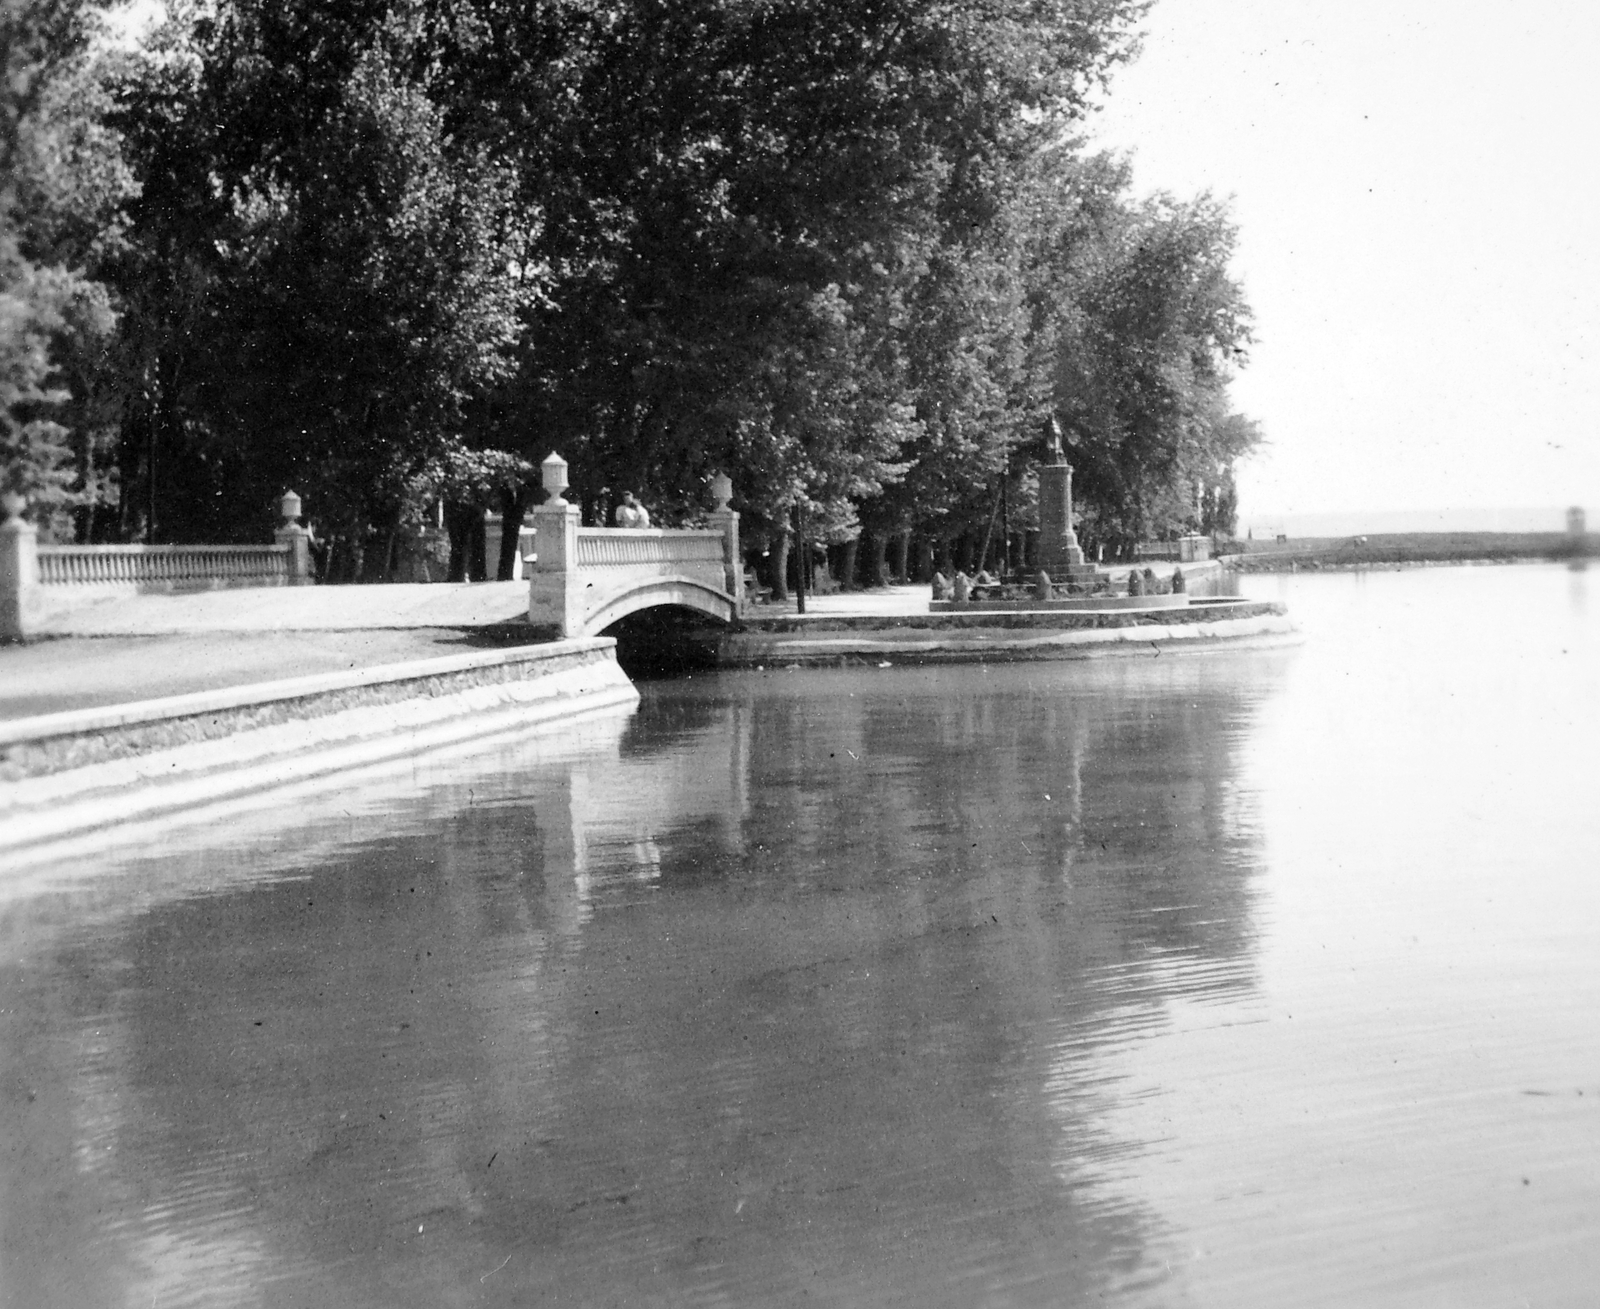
[541,452,570,506]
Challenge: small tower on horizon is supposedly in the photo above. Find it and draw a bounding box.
[1568,506,1587,536]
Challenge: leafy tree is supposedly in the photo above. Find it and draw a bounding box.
[85,0,1261,577]
[1,0,128,534]
[430,0,1148,531]
[860,221,1039,580]
[109,1,537,565]
[408,442,537,582]
[1043,187,1259,556]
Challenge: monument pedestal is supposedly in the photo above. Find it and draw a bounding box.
[1035,458,1097,585]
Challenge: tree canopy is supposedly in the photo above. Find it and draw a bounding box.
[2,0,127,524]
[3,0,1260,576]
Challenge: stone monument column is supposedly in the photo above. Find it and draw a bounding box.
[1034,421,1095,585]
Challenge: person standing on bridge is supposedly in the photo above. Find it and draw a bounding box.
[614,491,651,528]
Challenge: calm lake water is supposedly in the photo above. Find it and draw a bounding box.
[2,563,1597,1307]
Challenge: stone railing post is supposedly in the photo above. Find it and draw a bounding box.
[1,494,41,641]
[708,471,743,613]
[274,490,313,584]
[527,452,584,637]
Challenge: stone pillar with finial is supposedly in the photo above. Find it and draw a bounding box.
[274,490,313,584]
[708,471,744,612]
[1,493,41,641]
[528,451,584,636]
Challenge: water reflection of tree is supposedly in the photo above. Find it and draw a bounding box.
[624,658,1281,1302]
[0,654,1285,1306]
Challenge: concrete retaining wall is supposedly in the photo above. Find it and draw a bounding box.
[0,639,638,863]
[715,600,1297,666]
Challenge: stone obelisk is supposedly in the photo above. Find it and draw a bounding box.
[1035,419,1096,585]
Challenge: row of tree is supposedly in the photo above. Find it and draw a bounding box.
[3,0,1258,585]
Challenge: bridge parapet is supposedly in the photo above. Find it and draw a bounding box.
[527,454,744,637]
[575,528,725,571]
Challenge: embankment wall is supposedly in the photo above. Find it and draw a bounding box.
[1,640,637,863]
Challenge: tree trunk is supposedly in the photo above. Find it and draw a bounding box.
[770,529,790,601]
[116,399,143,541]
[892,530,910,583]
[496,486,525,580]
[975,490,1001,574]
[469,513,488,582]
[839,537,860,591]
[793,504,807,614]
[863,533,887,588]
[445,502,471,582]
[359,508,396,583]
[1000,473,1010,576]
[329,535,363,584]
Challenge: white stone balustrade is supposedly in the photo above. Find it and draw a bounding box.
[37,543,292,588]
[2,491,316,641]
[575,529,726,570]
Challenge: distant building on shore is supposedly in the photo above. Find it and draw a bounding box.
[1569,506,1587,536]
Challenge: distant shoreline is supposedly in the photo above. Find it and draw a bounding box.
[1220,531,1595,572]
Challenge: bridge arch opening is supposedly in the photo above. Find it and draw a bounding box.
[601,604,730,679]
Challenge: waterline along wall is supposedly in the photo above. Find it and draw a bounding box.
[715,599,1297,666]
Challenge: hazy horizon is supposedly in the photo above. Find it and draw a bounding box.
[1237,503,1584,538]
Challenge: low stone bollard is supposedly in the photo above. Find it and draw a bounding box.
[952,572,971,603]
[1034,570,1053,601]
[931,571,950,600]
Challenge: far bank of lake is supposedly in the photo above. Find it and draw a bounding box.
[1223,529,1595,571]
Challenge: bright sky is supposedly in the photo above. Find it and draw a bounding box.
[1089,0,1600,518]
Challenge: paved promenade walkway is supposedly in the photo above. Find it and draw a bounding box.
[1,583,932,720]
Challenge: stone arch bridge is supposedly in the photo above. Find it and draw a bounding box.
[526,454,746,639]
